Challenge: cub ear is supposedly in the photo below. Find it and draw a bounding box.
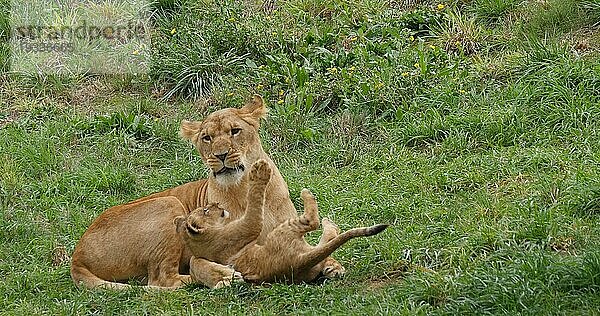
[240,95,267,123]
[180,120,202,143]
[174,216,187,234]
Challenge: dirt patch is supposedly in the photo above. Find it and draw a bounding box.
[549,236,576,255]
[488,173,533,198]
[51,245,71,267]
[70,78,114,112]
[0,111,20,128]
[562,27,600,55]
[366,260,436,289]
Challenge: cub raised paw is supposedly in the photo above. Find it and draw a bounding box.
[300,188,314,201]
[249,159,272,185]
[322,218,340,235]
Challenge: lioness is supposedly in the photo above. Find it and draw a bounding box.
[71,95,344,289]
[175,159,389,284]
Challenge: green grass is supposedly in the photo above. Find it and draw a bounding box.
[0,0,8,72]
[2,0,600,314]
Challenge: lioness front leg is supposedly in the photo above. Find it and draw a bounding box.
[189,257,243,289]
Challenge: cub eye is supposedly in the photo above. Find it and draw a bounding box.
[202,135,211,143]
[221,210,227,217]
[203,208,209,215]
[231,128,242,136]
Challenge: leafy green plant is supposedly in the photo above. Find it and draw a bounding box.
[92,112,153,140]
[397,6,445,37]
[150,1,258,99]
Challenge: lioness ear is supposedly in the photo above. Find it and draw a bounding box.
[180,120,202,143]
[240,95,267,125]
[174,216,187,234]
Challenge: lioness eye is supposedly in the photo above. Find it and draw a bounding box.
[231,128,241,136]
[202,135,211,143]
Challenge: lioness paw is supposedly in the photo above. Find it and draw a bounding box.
[249,159,272,184]
[189,257,243,289]
[214,271,243,289]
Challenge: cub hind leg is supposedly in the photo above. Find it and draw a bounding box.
[300,223,389,280]
[296,189,320,233]
[298,189,345,279]
[318,218,340,246]
[317,218,346,278]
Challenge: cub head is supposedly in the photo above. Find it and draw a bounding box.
[174,203,230,237]
[180,95,267,186]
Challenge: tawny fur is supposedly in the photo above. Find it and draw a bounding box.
[176,160,389,284]
[70,95,344,290]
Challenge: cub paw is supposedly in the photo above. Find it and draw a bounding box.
[322,217,340,235]
[322,257,346,279]
[300,188,315,201]
[249,159,272,184]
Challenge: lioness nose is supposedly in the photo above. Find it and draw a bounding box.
[215,153,228,162]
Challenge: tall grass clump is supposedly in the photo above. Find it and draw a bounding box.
[471,0,523,24]
[581,0,600,26]
[521,0,584,38]
[150,1,258,99]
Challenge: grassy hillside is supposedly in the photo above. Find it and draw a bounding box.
[2,0,600,314]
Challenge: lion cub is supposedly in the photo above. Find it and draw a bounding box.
[175,159,389,284]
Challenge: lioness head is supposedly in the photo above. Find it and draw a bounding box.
[174,203,229,236]
[180,95,267,186]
